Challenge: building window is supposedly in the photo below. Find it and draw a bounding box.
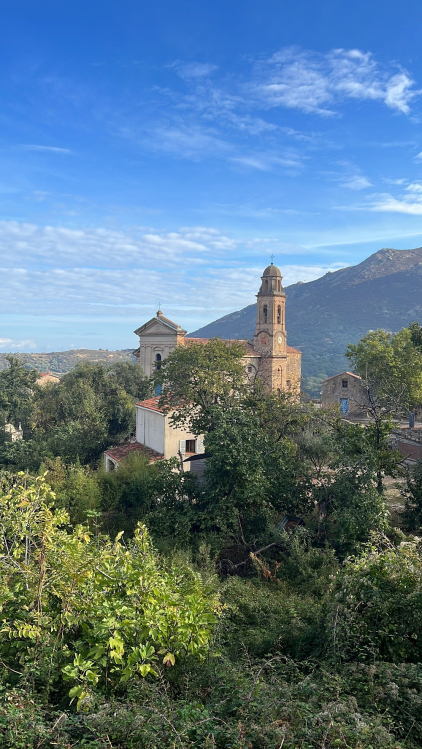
[342,379,348,388]
[247,365,253,373]
[263,305,267,323]
[277,305,281,324]
[185,439,196,453]
[278,280,281,291]
[265,280,268,290]
[155,353,162,370]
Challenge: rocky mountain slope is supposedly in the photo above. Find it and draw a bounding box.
[188,248,422,395]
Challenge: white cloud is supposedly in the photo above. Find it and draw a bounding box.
[0,220,336,324]
[406,182,422,192]
[341,175,372,190]
[171,61,218,80]
[0,337,37,351]
[19,145,72,154]
[250,47,419,116]
[369,189,422,215]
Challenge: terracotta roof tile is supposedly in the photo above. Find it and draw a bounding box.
[136,397,164,412]
[104,442,163,463]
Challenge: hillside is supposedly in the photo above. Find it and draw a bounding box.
[0,348,135,373]
[188,247,422,395]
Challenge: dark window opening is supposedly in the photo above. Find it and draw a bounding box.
[265,280,268,290]
[247,366,253,373]
[277,305,281,324]
[263,305,267,323]
[155,353,162,370]
[185,439,196,453]
[278,280,281,291]
[342,379,348,388]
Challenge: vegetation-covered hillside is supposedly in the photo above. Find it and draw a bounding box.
[0,348,135,373]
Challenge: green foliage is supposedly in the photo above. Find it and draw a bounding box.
[328,535,422,663]
[107,360,151,401]
[1,362,138,469]
[155,338,247,434]
[0,355,37,434]
[0,474,221,711]
[346,326,422,414]
[41,456,101,525]
[402,461,422,532]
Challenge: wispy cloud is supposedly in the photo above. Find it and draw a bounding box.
[250,48,419,115]
[19,145,72,154]
[341,175,372,190]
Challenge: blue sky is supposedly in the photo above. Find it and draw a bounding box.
[2,0,422,352]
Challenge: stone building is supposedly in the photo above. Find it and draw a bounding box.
[105,263,301,471]
[321,371,369,418]
[133,262,301,395]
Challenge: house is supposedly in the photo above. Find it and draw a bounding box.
[104,397,204,471]
[321,371,369,418]
[4,422,23,442]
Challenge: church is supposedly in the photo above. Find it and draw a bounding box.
[104,263,301,471]
[133,262,301,394]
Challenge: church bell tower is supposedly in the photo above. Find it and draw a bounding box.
[254,262,286,355]
[252,262,290,392]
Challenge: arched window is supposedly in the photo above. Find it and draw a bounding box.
[263,305,267,323]
[278,280,281,291]
[265,279,268,291]
[277,305,281,324]
[155,353,162,370]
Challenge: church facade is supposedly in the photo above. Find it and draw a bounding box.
[133,262,301,395]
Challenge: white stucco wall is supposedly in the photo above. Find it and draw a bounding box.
[136,405,204,463]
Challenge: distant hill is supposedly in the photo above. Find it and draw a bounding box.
[188,247,422,396]
[0,349,135,373]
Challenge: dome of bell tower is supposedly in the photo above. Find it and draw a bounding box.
[262,262,282,278]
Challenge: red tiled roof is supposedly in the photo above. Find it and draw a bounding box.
[136,397,164,412]
[104,442,163,463]
[286,345,301,354]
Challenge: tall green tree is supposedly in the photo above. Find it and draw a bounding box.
[155,338,247,434]
[0,356,37,433]
[346,326,422,416]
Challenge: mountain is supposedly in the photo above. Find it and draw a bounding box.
[188,247,422,396]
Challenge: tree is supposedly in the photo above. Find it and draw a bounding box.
[0,356,37,433]
[346,326,422,417]
[0,362,138,470]
[107,361,151,401]
[154,338,247,434]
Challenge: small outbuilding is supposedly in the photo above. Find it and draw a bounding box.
[321,371,369,418]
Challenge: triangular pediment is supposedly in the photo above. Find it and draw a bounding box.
[134,315,187,338]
